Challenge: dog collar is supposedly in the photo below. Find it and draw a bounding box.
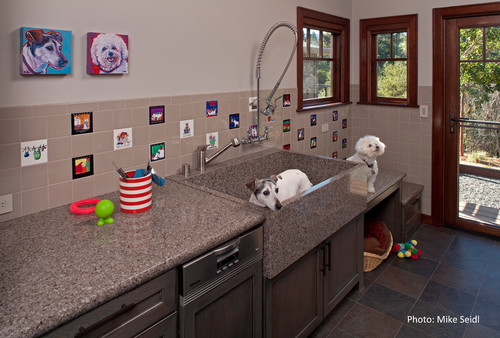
[363,159,376,175]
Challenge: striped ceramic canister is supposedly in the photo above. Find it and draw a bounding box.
[119,171,152,213]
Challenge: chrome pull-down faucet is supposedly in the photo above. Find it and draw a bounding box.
[197,138,241,172]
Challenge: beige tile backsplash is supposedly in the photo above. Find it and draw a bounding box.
[350,85,433,215]
[2,86,357,221]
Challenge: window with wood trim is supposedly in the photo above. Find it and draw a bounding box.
[359,14,418,107]
[297,7,350,111]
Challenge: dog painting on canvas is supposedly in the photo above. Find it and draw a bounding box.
[20,27,71,75]
[87,32,129,74]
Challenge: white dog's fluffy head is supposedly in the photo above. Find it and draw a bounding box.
[91,33,128,72]
[354,135,386,158]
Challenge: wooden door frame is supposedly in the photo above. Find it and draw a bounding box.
[432,2,500,229]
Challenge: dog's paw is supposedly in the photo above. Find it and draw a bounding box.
[367,185,375,193]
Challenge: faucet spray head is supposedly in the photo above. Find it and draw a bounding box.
[231,138,241,147]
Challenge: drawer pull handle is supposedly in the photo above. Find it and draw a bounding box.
[75,303,136,337]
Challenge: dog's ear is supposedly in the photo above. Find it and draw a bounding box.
[245,179,257,192]
[46,30,63,42]
[26,29,44,45]
[270,174,282,183]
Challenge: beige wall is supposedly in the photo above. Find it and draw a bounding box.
[350,0,499,85]
[0,0,351,107]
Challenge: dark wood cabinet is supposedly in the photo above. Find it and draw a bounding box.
[264,250,323,338]
[43,270,177,338]
[265,217,363,338]
[323,218,363,314]
[180,261,262,338]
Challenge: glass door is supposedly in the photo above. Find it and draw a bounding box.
[445,16,500,234]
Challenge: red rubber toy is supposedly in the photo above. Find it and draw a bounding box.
[70,198,102,215]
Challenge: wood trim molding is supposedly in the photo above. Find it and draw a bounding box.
[359,14,418,106]
[296,7,350,111]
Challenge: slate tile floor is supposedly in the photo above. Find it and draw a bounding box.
[309,223,500,338]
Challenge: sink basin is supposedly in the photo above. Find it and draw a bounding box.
[187,150,359,200]
[180,149,367,279]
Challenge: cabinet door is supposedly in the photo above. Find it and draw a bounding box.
[323,218,362,314]
[181,262,262,338]
[265,249,323,338]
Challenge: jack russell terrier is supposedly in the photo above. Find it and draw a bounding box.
[246,169,313,211]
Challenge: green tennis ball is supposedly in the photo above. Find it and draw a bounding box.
[95,199,114,220]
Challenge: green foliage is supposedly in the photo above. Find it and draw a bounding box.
[375,32,408,99]
[459,26,500,159]
[377,61,407,98]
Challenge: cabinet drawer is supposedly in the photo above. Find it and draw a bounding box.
[136,312,177,337]
[404,194,421,224]
[45,270,176,338]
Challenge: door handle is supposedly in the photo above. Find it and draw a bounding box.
[320,244,327,276]
[326,242,331,271]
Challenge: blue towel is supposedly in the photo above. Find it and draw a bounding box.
[152,174,166,186]
[133,169,146,178]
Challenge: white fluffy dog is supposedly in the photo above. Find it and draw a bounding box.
[246,169,313,211]
[347,135,386,193]
[90,33,128,74]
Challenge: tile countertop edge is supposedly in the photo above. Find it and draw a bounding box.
[0,181,266,338]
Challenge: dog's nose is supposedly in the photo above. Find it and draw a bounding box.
[108,51,114,57]
[275,203,282,210]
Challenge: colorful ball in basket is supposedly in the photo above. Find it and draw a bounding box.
[119,171,152,213]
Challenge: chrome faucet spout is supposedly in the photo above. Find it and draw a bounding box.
[198,138,240,172]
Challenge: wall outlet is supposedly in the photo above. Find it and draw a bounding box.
[0,194,13,214]
[321,123,329,133]
[420,105,428,118]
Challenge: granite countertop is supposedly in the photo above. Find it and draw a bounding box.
[401,181,424,205]
[171,149,369,279]
[0,180,265,338]
[367,168,406,207]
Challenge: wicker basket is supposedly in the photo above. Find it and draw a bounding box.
[363,223,393,272]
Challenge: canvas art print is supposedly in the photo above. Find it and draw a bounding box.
[87,32,128,74]
[20,27,71,75]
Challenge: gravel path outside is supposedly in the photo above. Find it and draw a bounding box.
[459,173,500,209]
